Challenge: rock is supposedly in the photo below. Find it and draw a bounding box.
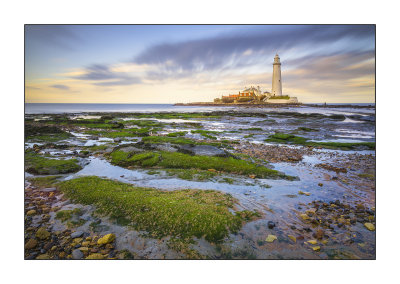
[97,233,115,245]
[116,145,143,154]
[153,143,178,152]
[36,254,50,260]
[364,223,375,231]
[265,234,277,243]
[300,214,310,221]
[177,144,231,157]
[79,247,89,253]
[114,138,122,143]
[86,253,105,260]
[288,235,296,243]
[72,249,84,259]
[43,242,53,251]
[81,241,90,247]
[318,183,323,187]
[71,231,84,238]
[42,187,57,192]
[307,240,318,245]
[305,208,317,216]
[26,210,37,216]
[267,221,276,229]
[25,239,38,250]
[312,246,321,251]
[315,229,325,240]
[36,227,50,240]
[71,238,83,245]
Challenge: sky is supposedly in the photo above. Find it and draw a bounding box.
[25,25,375,104]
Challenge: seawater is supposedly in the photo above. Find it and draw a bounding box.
[25,103,375,115]
[25,103,233,114]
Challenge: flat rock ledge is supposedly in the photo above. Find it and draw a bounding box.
[113,142,235,158]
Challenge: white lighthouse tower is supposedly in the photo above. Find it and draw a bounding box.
[271,54,282,97]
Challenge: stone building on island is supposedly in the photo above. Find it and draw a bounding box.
[216,54,299,104]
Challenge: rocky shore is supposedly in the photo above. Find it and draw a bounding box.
[24,108,375,259]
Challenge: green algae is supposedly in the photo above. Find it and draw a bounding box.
[110,150,295,180]
[28,175,61,187]
[167,131,187,137]
[265,133,375,150]
[57,176,257,242]
[191,130,218,139]
[85,128,151,138]
[166,169,219,181]
[25,151,82,174]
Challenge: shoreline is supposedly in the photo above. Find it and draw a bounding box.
[174,103,375,109]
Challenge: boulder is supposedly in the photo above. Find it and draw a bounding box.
[153,143,178,152]
[72,249,84,259]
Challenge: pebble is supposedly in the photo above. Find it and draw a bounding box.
[364,223,375,231]
[288,235,296,243]
[267,221,275,229]
[265,235,277,243]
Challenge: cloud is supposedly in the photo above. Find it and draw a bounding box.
[25,25,81,50]
[133,25,375,80]
[50,84,70,90]
[73,64,142,86]
[283,51,375,82]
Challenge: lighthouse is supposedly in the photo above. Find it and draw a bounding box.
[271,54,282,97]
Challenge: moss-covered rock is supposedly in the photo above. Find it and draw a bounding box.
[97,233,116,245]
[36,227,50,240]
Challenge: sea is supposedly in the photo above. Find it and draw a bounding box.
[25,103,375,115]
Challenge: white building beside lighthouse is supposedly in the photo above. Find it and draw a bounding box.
[271,54,282,97]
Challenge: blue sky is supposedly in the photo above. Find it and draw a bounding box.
[25,25,375,103]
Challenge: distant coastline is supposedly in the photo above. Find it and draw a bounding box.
[174,102,375,109]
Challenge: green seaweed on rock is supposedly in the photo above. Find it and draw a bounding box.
[57,176,259,243]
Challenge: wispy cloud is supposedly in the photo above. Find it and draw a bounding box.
[73,64,142,86]
[133,25,375,80]
[50,84,70,90]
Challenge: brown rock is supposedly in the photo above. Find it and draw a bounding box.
[315,229,325,240]
[36,227,50,240]
[26,210,37,216]
[25,239,38,250]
